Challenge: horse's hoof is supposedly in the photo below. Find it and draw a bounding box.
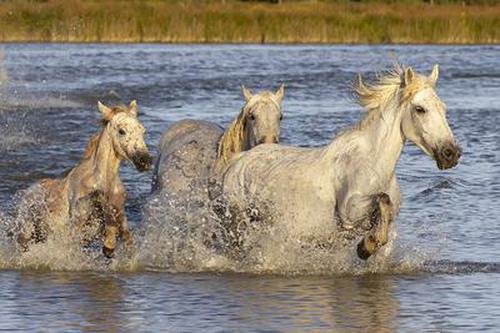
[102,246,115,258]
[357,240,372,260]
[377,193,391,205]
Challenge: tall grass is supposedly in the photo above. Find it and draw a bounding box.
[0,0,499,43]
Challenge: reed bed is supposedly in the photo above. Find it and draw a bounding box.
[0,0,499,43]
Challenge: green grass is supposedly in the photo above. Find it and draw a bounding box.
[0,0,499,43]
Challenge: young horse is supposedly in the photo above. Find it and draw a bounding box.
[151,84,285,194]
[16,101,152,258]
[219,65,461,260]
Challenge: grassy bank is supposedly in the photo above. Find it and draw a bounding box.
[0,0,499,44]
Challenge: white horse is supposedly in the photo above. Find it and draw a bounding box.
[219,65,461,260]
[15,101,152,258]
[152,85,285,195]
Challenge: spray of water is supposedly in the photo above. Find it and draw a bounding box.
[0,173,467,275]
[132,176,438,276]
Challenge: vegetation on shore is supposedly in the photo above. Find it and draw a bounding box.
[0,0,499,44]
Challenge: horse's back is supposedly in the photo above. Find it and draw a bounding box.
[223,143,321,183]
[153,119,223,193]
[221,144,333,227]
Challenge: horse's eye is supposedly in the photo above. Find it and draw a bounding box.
[119,128,126,136]
[415,106,426,114]
[279,114,283,121]
[250,114,255,121]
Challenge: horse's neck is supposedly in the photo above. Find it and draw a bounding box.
[327,101,405,184]
[89,129,121,187]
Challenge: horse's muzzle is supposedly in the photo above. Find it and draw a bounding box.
[435,143,461,170]
[258,135,279,145]
[132,152,153,172]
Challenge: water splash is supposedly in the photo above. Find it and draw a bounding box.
[0,185,133,272]
[133,178,434,276]
[0,176,494,276]
[0,111,40,151]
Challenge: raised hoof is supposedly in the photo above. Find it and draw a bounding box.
[357,239,375,260]
[377,193,391,205]
[102,246,115,258]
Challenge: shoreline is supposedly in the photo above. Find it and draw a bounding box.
[1,40,498,45]
[1,41,499,46]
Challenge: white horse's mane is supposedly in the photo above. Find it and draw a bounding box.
[354,64,431,130]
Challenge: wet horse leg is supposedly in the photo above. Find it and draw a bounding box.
[71,191,119,258]
[102,193,131,258]
[357,193,393,260]
[101,204,120,258]
[118,213,133,248]
[111,192,133,250]
[71,191,108,245]
[16,182,53,250]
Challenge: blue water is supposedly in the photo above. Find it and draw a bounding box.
[0,44,499,331]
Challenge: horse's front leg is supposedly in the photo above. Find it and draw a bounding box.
[101,203,121,258]
[357,193,394,260]
[102,193,131,258]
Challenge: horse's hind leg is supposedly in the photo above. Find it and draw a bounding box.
[17,227,33,251]
[357,193,393,260]
[15,186,50,251]
[103,223,118,258]
[17,214,48,249]
[119,218,133,248]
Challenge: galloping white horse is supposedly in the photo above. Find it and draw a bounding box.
[219,65,461,260]
[152,85,285,195]
[15,101,152,257]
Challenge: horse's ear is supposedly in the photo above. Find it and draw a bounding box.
[429,64,439,87]
[98,101,113,121]
[241,85,253,102]
[403,67,415,87]
[274,83,285,104]
[129,100,138,116]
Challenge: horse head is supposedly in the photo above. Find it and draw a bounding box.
[399,65,461,170]
[240,84,285,149]
[98,100,153,172]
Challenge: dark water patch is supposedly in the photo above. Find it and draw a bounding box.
[421,260,500,275]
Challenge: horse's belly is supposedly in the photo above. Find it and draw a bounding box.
[227,175,337,238]
[276,193,337,237]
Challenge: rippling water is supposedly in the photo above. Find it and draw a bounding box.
[0,44,499,331]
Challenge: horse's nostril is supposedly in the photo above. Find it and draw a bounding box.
[133,152,152,171]
[443,148,454,160]
[259,136,278,145]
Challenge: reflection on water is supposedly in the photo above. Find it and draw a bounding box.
[0,44,499,330]
[0,271,401,332]
[2,270,499,332]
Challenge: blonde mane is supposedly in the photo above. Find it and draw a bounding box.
[216,106,248,167]
[81,105,128,161]
[354,65,430,129]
